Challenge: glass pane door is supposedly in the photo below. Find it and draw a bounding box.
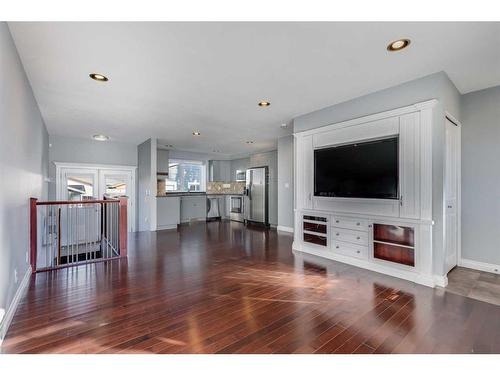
[98,170,134,232]
[61,169,98,201]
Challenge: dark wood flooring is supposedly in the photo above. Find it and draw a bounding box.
[2,221,499,354]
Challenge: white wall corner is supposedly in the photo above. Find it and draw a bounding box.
[0,266,32,346]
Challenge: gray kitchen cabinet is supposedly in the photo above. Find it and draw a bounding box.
[157,197,180,230]
[180,196,207,222]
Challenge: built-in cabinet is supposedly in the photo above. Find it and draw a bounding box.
[293,100,439,287]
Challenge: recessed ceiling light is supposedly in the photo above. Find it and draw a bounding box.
[93,134,109,141]
[280,123,288,128]
[258,101,271,107]
[192,131,201,136]
[246,141,254,144]
[387,39,411,52]
[89,73,109,82]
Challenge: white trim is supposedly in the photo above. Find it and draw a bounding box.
[295,99,438,137]
[277,225,294,233]
[0,266,32,346]
[459,258,500,274]
[53,161,137,170]
[156,224,178,231]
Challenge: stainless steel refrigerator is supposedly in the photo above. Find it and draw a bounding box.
[244,166,269,226]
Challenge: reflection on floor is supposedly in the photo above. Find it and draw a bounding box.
[444,267,500,306]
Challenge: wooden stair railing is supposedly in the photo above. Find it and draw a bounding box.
[29,196,127,273]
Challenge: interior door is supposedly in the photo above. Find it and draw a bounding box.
[444,118,460,274]
[98,170,135,232]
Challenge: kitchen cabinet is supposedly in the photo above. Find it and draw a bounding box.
[180,196,207,222]
[210,160,231,182]
[157,149,169,174]
[157,197,180,230]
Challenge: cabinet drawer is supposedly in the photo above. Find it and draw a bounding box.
[331,216,369,231]
[331,227,368,245]
[332,240,367,260]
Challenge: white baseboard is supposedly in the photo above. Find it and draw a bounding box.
[0,266,32,346]
[156,224,178,230]
[459,258,500,274]
[277,225,294,233]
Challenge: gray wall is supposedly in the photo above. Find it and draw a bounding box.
[293,71,462,276]
[0,23,49,336]
[277,136,294,229]
[461,85,500,265]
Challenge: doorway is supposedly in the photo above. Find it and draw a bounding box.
[444,115,461,274]
[56,163,136,232]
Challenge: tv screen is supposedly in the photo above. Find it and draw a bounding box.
[314,137,399,199]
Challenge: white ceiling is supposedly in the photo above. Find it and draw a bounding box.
[9,22,500,157]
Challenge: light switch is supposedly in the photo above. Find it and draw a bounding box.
[284,183,290,189]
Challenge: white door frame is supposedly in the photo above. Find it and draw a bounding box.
[55,162,137,232]
[444,112,462,273]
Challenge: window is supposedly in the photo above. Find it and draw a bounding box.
[166,159,206,192]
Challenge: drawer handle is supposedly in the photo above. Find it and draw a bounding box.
[335,220,339,223]
[336,245,339,249]
[356,236,360,240]
[336,233,340,236]
[356,250,360,254]
[356,222,360,226]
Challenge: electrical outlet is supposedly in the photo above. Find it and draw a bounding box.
[14,269,18,284]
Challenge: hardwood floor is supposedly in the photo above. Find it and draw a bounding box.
[2,221,499,354]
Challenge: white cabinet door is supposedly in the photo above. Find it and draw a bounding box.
[444,118,460,273]
[399,112,420,219]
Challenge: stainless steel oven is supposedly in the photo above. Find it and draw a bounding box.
[229,195,244,222]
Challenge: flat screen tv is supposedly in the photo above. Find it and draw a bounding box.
[314,137,399,199]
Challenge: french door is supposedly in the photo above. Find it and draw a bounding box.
[57,163,136,232]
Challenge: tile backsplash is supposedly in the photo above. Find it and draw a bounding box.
[207,181,245,194]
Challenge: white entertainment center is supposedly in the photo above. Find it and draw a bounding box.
[293,99,445,287]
